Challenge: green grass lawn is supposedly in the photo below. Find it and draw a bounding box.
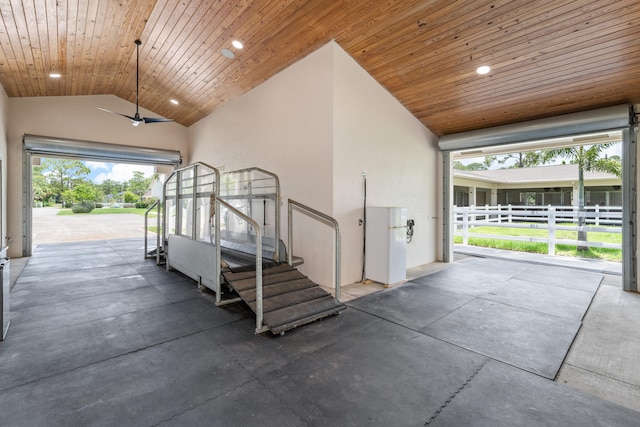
[455,224,622,262]
[57,208,154,216]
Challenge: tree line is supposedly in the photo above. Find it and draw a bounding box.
[453,143,621,176]
[33,159,155,208]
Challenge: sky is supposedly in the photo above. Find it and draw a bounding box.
[84,161,155,184]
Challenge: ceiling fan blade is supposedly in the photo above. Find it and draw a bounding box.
[97,107,135,121]
[143,117,175,124]
[99,40,174,127]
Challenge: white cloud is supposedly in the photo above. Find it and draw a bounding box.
[93,164,155,184]
[93,172,109,184]
[85,161,109,170]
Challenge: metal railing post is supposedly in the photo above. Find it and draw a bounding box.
[287,202,293,266]
[288,199,341,302]
[156,198,161,265]
[144,200,158,259]
[255,231,263,332]
[214,196,265,333]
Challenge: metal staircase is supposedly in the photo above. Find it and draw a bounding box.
[145,163,345,335]
[222,264,345,335]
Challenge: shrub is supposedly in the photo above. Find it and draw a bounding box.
[135,200,154,209]
[123,191,139,203]
[71,201,95,213]
[95,203,103,209]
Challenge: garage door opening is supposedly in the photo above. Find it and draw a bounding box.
[32,157,165,245]
[23,134,181,256]
[439,105,637,291]
[450,134,623,264]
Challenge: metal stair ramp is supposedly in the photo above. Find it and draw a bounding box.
[220,245,278,272]
[222,264,346,335]
[152,164,345,334]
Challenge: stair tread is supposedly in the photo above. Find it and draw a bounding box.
[219,246,279,273]
[248,286,331,313]
[222,263,344,334]
[238,278,317,302]
[263,296,345,330]
[222,264,295,282]
[268,305,347,335]
[231,270,307,291]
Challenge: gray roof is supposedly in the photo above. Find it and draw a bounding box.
[454,163,618,184]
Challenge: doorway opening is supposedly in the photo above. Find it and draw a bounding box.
[450,134,623,264]
[31,157,165,246]
[22,134,181,256]
[439,104,636,291]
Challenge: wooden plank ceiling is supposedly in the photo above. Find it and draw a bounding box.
[0,0,639,135]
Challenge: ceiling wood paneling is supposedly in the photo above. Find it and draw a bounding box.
[1,0,639,135]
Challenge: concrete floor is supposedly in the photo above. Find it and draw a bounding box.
[1,238,640,425]
[455,245,640,413]
[557,273,640,411]
[32,207,149,244]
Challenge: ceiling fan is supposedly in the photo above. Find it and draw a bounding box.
[98,39,173,127]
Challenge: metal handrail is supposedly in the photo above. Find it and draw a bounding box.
[155,197,162,265]
[287,199,341,302]
[144,200,160,262]
[213,194,266,334]
[221,167,281,261]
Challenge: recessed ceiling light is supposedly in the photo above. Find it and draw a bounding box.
[170,99,179,105]
[221,48,235,59]
[49,73,61,78]
[232,40,243,49]
[476,65,491,75]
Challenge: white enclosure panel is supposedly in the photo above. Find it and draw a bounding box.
[167,234,217,290]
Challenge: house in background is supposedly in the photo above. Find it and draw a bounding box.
[453,163,622,207]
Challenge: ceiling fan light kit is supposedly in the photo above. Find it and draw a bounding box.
[98,39,174,127]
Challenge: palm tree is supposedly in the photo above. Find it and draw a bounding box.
[544,143,622,251]
[499,150,548,168]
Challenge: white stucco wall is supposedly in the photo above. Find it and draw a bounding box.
[6,94,188,257]
[189,43,335,285]
[188,45,334,195]
[331,43,440,280]
[189,41,441,286]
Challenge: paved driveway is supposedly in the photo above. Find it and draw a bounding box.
[32,207,153,244]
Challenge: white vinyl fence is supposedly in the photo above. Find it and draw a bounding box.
[453,205,622,255]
